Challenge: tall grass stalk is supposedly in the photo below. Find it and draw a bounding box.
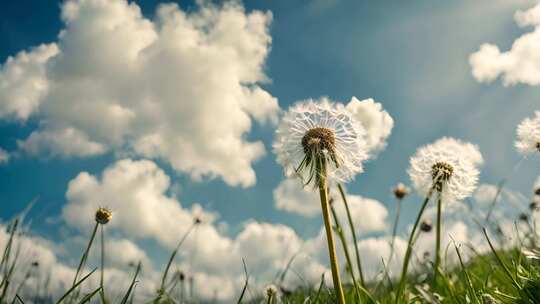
[329,202,362,301]
[160,222,197,291]
[337,183,365,287]
[395,185,435,303]
[317,158,345,304]
[70,222,99,302]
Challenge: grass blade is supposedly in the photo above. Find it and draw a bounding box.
[236,258,249,304]
[56,268,97,304]
[120,262,141,304]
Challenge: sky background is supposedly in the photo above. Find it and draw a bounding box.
[0,0,539,299]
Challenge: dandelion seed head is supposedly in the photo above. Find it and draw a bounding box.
[408,138,481,203]
[393,183,410,200]
[95,207,112,225]
[515,111,540,155]
[264,284,279,298]
[273,98,368,186]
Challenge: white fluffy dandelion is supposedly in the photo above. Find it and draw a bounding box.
[408,138,481,203]
[273,98,368,185]
[516,111,540,156]
[432,137,484,166]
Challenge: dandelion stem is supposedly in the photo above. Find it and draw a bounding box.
[338,183,365,287]
[388,198,402,266]
[318,158,345,304]
[395,185,435,304]
[100,224,106,303]
[433,193,442,285]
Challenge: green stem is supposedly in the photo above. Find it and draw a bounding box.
[388,198,403,266]
[330,202,362,301]
[338,183,365,287]
[318,159,345,304]
[395,186,435,304]
[433,193,442,285]
[266,293,273,304]
[100,224,107,303]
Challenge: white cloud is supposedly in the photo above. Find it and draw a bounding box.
[346,97,394,157]
[273,179,320,217]
[0,43,59,120]
[470,2,540,86]
[62,158,215,249]
[0,147,9,164]
[17,127,107,158]
[2,0,278,187]
[273,179,388,234]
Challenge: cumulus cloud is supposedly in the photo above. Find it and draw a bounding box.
[346,97,394,157]
[273,178,388,234]
[0,44,59,120]
[470,2,540,86]
[0,0,278,187]
[17,127,107,158]
[273,179,320,217]
[62,158,216,249]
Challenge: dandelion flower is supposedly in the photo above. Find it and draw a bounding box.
[515,111,540,155]
[408,138,481,203]
[95,207,112,225]
[273,98,368,186]
[393,183,410,200]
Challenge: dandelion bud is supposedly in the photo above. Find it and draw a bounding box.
[194,217,202,225]
[519,213,529,222]
[393,183,409,200]
[535,187,540,196]
[31,261,39,268]
[179,271,185,281]
[95,207,112,225]
[420,220,433,233]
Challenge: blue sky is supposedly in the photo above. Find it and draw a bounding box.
[0,0,539,299]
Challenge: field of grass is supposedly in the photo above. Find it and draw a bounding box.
[1,191,540,304]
